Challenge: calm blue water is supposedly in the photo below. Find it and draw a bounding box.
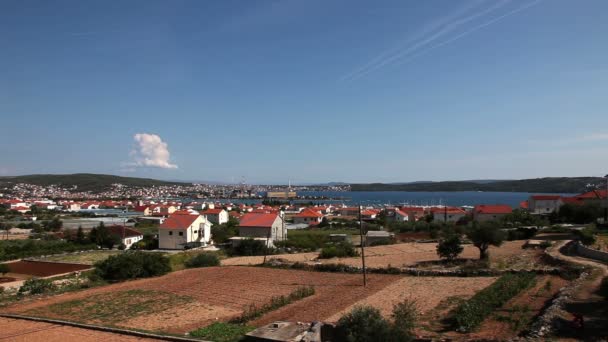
[195,191,575,208]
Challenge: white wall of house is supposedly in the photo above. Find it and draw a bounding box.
[432,212,466,223]
[122,235,143,249]
[293,216,321,225]
[529,199,562,214]
[474,213,509,222]
[159,216,212,249]
[238,217,284,243]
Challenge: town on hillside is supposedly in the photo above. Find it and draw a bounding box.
[1,180,607,341]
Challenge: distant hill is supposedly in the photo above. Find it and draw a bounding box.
[350,177,604,193]
[0,173,189,192]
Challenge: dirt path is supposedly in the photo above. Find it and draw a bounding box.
[551,240,608,340]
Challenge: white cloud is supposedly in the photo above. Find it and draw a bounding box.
[129,133,178,169]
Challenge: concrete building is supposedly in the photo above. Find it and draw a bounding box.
[202,208,229,225]
[528,195,562,214]
[107,225,144,249]
[158,211,212,249]
[292,209,323,225]
[473,204,513,222]
[431,207,467,223]
[236,212,285,246]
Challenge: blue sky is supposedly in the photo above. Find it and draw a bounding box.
[1,0,607,184]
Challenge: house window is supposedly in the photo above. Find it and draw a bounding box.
[169,231,173,235]
[179,232,183,236]
[193,230,198,234]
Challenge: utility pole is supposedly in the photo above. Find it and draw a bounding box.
[359,204,367,287]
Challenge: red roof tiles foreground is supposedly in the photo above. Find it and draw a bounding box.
[239,213,279,228]
[160,212,200,230]
[473,204,513,215]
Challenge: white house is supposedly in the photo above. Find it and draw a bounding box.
[202,208,229,225]
[158,211,212,249]
[431,207,467,223]
[292,209,323,225]
[528,195,562,214]
[107,225,144,249]
[235,212,284,247]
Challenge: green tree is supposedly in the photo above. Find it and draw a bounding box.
[75,226,86,244]
[466,221,506,260]
[93,251,171,281]
[436,234,463,261]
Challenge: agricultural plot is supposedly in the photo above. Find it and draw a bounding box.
[5,260,92,277]
[222,241,538,269]
[5,266,401,334]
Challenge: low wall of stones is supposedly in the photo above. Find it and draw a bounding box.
[576,242,608,263]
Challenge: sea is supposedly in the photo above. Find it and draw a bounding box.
[194,191,575,208]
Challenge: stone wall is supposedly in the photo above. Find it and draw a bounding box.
[576,242,608,263]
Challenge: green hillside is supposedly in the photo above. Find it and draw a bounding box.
[0,173,189,192]
[350,177,604,193]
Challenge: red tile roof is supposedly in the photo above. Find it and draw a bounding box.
[474,204,513,215]
[239,213,279,228]
[560,197,586,205]
[430,207,466,214]
[575,190,607,199]
[202,208,224,215]
[107,225,143,238]
[520,201,529,209]
[294,209,323,218]
[160,212,201,230]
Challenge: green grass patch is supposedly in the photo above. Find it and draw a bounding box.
[25,289,192,324]
[189,323,254,342]
[452,272,537,332]
[38,250,122,265]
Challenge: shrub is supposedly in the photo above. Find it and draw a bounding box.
[0,240,96,262]
[319,242,359,259]
[0,263,9,276]
[93,251,171,281]
[436,235,463,261]
[576,226,597,246]
[452,272,536,332]
[18,278,55,295]
[229,239,274,256]
[336,306,392,342]
[185,253,220,268]
[391,300,417,341]
[189,323,254,342]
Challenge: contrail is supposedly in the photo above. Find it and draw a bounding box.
[340,0,487,82]
[342,0,540,81]
[390,0,543,69]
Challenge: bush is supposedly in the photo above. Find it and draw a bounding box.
[576,226,597,246]
[336,306,393,342]
[93,252,171,281]
[189,323,254,342]
[319,242,359,259]
[18,278,55,295]
[452,272,537,332]
[229,239,274,256]
[185,253,220,268]
[436,235,463,261]
[391,300,417,341]
[0,263,9,276]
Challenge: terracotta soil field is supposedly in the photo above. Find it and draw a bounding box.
[223,241,533,268]
[0,317,165,341]
[4,266,402,334]
[6,260,92,277]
